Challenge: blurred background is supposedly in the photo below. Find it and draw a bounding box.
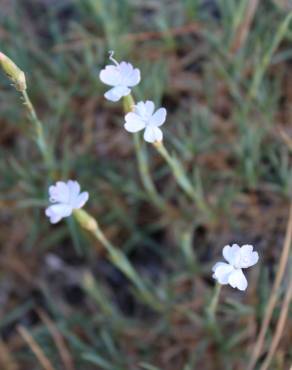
[0,0,292,369]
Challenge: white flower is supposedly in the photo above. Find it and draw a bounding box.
[124,100,167,143]
[212,244,259,291]
[99,51,141,102]
[45,180,89,224]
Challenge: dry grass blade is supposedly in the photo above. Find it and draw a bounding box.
[17,326,55,370]
[53,22,201,52]
[125,22,201,42]
[278,127,292,152]
[231,0,260,53]
[259,277,292,370]
[247,203,292,370]
[37,309,75,370]
[0,339,18,370]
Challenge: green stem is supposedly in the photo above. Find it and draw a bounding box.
[74,209,163,311]
[133,133,165,210]
[21,90,54,171]
[123,95,165,210]
[206,283,222,342]
[207,283,222,320]
[154,141,211,219]
[248,13,292,101]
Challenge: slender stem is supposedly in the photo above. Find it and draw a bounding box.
[123,95,165,210]
[133,133,165,210]
[259,276,292,370]
[124,95,211,219]
[17,325,55,370]
[206,283,222,342]
[247,203,292,370]
[248,13,292,101]
[73,209,163,311]
[207,283,222,320]
[21,90,53,170]
[93,227,160,307]
[154,141,212,219]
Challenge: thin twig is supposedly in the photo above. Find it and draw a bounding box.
[259,277,292,370]
[17,326,55,370]
[278,127,292,152]
[231,0,260,53]
[37,309,75,370]
[21,90,53,170]
[247,203,292,370]
[0,339,18,370]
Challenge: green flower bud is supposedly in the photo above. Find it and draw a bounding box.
[123,94,135,113]
[73,209,98,232]
[0,52,26,91]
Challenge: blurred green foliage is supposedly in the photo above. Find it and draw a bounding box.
[0,0,291,369]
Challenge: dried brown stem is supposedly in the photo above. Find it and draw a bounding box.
[17,326,55,370]
[259,278,292,370]
[37,309,75,370]
[231,0,260,53]
[247,203,292,370]
[0,339,18,370]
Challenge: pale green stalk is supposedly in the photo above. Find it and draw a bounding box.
[207,283,222,320]
[206,283,222,342]
[74,209,163,311]
[21,90,54,171]
[248,12,292,100]
[133,133,166,210]
[154,141,211,219]
[0,52,53,171]
[123,94,165,210]
[124,94,211,218]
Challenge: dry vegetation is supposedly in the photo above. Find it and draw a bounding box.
[0,1,291,369]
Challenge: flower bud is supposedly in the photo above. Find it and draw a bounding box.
[0,52,26,91]
[123,94,135,113]
[73,209,98,232]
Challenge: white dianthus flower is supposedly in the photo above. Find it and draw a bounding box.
[212,244,259,291]
[45,180,89,224]
[99,51,141,102]
[124,100,167,143]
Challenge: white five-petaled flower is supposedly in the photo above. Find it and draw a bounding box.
[99,51,141,102]
[212,244,259,291]
[124,100,167,143]
[45,180,89,224]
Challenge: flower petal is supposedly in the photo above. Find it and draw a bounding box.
[144,101,155,117]
[143,126,163,143]
[133,101,148,118]
[228,269,248,291]
[73,191,89,209]
[124,112,146,132]
[127,68,140,86]
[99,65,121,86]
[239,245,259,268]
[104,86,130,102]
[118,61,133,76]
[212,261,227,272]
[212,262,234,284]
[45,204,72,224]
[134,100,155,119]
[223,244,241,266]
[123,67,140,87]
[67,180,81,203]
[118,62,139,82]
[49,181,70,203]
[149,107,167,127]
